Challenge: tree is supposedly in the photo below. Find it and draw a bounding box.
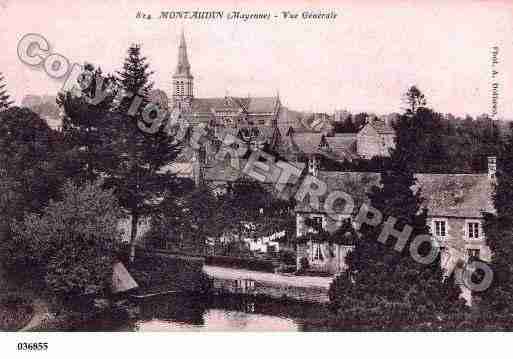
[329,104,464,329]
[0,73,13,111]
[220,180,296,245]
[10,181,122,299]
[144,183,225,254]
[104,44,182,262]
[394,87,451,172]
[481,125,513,320]
[0,107,63,214]
[403,85,427,115]
[57,63,117,182]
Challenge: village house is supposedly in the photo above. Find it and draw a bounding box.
[356,118,396,159]
[295,157,496,275]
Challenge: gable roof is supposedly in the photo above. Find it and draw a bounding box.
[291,133,324,155]
[246,97,279,113]
[295,171,380,214]
[414,173,494,218]
[296,171,494,219]
[189,96,279,115]
[365,120,394,134]
[203,158,304,186]
[325,134,358,159]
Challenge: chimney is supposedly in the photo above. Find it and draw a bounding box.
[488,156,497,180]
[308,156,318,177]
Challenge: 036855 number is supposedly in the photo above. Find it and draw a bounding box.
[17,342,48,351]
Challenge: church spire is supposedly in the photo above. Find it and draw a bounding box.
[174,29,192,78]
[172,30,194,107]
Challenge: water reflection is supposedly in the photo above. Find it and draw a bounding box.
[138,309,299,331]
[133,294,323,332]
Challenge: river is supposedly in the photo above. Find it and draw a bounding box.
[110,294,328,332]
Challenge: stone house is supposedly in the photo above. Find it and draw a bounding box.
[295,157,496,275]
[356,119,395,159]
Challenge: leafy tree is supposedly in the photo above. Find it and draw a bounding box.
[0,107,63,214]
[144,183,225,254]
[0,73,13,111]
[104,44,182,262]
[220,180,296,245]
[10,181,122,299]
[481,125,513,320]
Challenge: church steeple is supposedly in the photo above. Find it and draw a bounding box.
[172,30,194,107]
[175,30,192,77]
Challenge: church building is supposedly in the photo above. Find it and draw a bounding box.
[170,31,282,151]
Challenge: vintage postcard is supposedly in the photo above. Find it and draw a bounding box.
[1,0,513,355]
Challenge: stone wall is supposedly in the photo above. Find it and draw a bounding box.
[210,277,330,303]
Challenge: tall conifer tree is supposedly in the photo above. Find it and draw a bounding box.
[104,44,182,262]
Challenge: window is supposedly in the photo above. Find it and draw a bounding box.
[434,220,447,237]
[313,243,324,261]
[307,216,323,233]
[467,248,480,261]
[468,222,480,240]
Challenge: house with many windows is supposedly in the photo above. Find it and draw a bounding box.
[295,157,496,275]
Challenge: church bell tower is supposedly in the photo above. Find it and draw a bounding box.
[172,31,194,108]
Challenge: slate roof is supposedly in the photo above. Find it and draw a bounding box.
[325,134,358,159]
[414,173,495,218]
[276,107,310,137]
[291,133,324,155]
[189,96,278,115]
[368,120,394,134]
[203,159,304,186]
[246,97,279,113]
[281,133,358,161]
[295,171,494,219]
[295,171,380,214]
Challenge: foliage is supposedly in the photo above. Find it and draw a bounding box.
[297,218,357,245]
[205,255,277,273]
[328,87,466,328]
[480,124,513,315]
[0,107,63,215]
[0,73,13,111]
[103,44,183,261]
[57,63,117,182]
[128,251,210,293]
[10,181,123,299]
[220,180,296,242]
[0,295,33,331]
[402,85,426,114]
[143,183,224,254]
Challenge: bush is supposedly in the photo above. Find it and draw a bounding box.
[205,255,276,273]
[0,296,33,331]
[299,257,310,272]
[128,252,209,293]
[11,181,123,301]
[279,250,297,266]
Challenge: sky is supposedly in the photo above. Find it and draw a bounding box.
[0,0,512,118]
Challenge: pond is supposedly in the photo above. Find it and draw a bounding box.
[114,294,328,332]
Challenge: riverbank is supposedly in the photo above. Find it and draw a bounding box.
[0,296,34,331]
